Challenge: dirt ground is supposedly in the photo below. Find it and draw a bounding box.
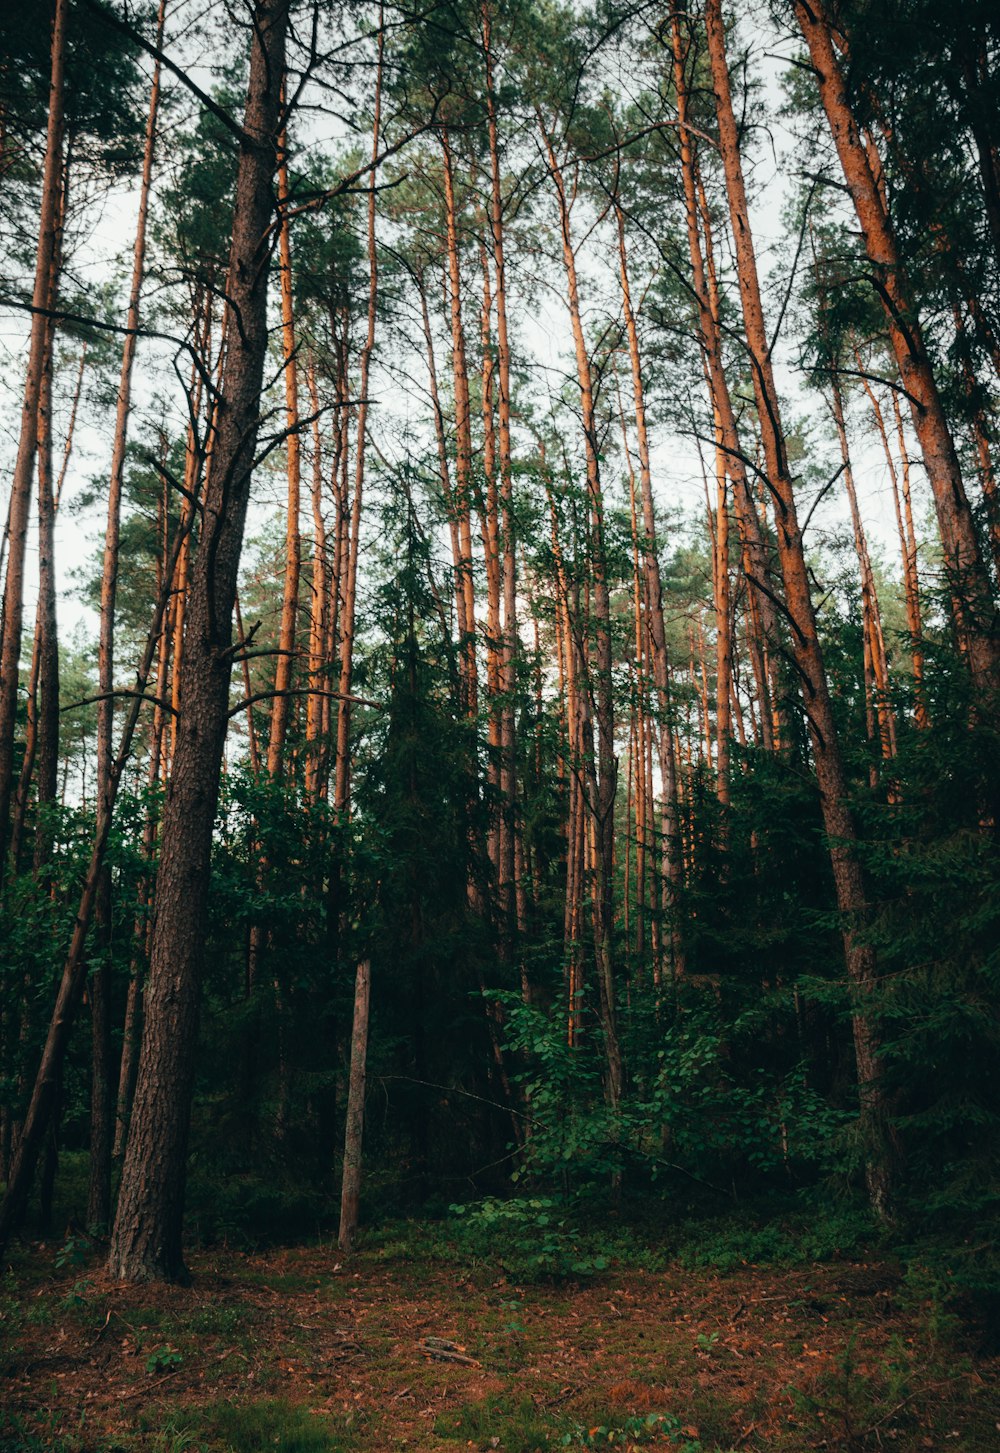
[2,1236,998,1450]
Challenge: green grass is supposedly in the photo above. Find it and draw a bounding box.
[150,1399,363,1452]
[434,1394,572,1450]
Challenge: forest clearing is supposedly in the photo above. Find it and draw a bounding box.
[4,1191,1000,1452]
[2,0,1000,1446]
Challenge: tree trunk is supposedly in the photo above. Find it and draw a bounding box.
[304,359,329,801]
[90,0,166,1233]
[333,17,382,819]
[541,118,621,1112]
[614,199,685,971]
[266,127,302,777]
[793,0,1000,695]
[441,130,478,717]
[107,0,290,1284]
[337,958,370,1253]
[0,0,67,863]
[483,16,518,952]
[707,0,896,1220]
[0,513,190,1258]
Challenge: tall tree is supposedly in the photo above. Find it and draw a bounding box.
[108,0,291,1283]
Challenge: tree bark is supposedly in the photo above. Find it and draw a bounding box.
[107,0,290,1283]
[266,126,302,777]
[0,0,67,863]
[793,0,1000,695]
[540,118,622,1111]
[333,16,382,819]
[90,0,166,1233]
[707,0,896,1219]
[337,958,370,1253]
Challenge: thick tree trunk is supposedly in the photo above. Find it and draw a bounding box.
[669,4,781,753]
[793,0,1000,695]
[707,0,896,1220]
[107,0,290,1284]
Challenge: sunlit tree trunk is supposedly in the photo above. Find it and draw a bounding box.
[0,0,67,864]
[707,0,896,1220]
[793,0,1000,694]
[267,128,302,777]
[614,200,685,959]
[334,21,382,820]
[859,367,927,726]
[483,12,518,950]
[540,118,621,1111]
[441,130,478,716]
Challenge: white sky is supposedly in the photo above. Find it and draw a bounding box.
[0,0,931,689]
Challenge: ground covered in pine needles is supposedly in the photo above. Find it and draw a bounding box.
[3,1220,999,1452]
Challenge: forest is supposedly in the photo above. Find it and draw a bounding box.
[1,0,999,1448]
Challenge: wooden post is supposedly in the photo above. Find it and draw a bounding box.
[338,958,371,1253]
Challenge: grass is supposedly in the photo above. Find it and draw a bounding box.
[149,1399,363,1452]
[2,1206,999,1451]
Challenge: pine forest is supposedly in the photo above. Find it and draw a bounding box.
[1,1,999,1448]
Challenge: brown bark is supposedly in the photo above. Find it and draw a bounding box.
[860,367,927,725]
[669,5,781,753]
[304,360,329,801]
[478,246,503,879]
[952,303,1000,582]
[614,199,685,969]
[793,0,1000,695]
[266,129,302,777]
[338,959,371,1252]
[333,16,382,819]
[441,131,478,716]
[107,0,291,1283]
[167,297,215,770]
[0,499,191,1258]
[712,448,733,804]
[539,117,621,1110]
[90,0,167,1232]
[483,12,518,946]
[0,0,67,863]
[829,380,896,776]
[707,0,896,1219]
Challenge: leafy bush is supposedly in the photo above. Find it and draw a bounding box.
[449,1197,608,1281]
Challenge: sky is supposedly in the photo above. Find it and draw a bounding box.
[0,0,930,687]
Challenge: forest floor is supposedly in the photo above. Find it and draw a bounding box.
[3,1223,999,1453]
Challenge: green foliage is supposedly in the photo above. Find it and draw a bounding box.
[563,1411,710,1449]
[145,1344,184,1373]
[449,1197,608,1281]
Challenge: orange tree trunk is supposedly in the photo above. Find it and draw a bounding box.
[707,0,896,1219]
[793,0,1000,695]
[0,0,67,864]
